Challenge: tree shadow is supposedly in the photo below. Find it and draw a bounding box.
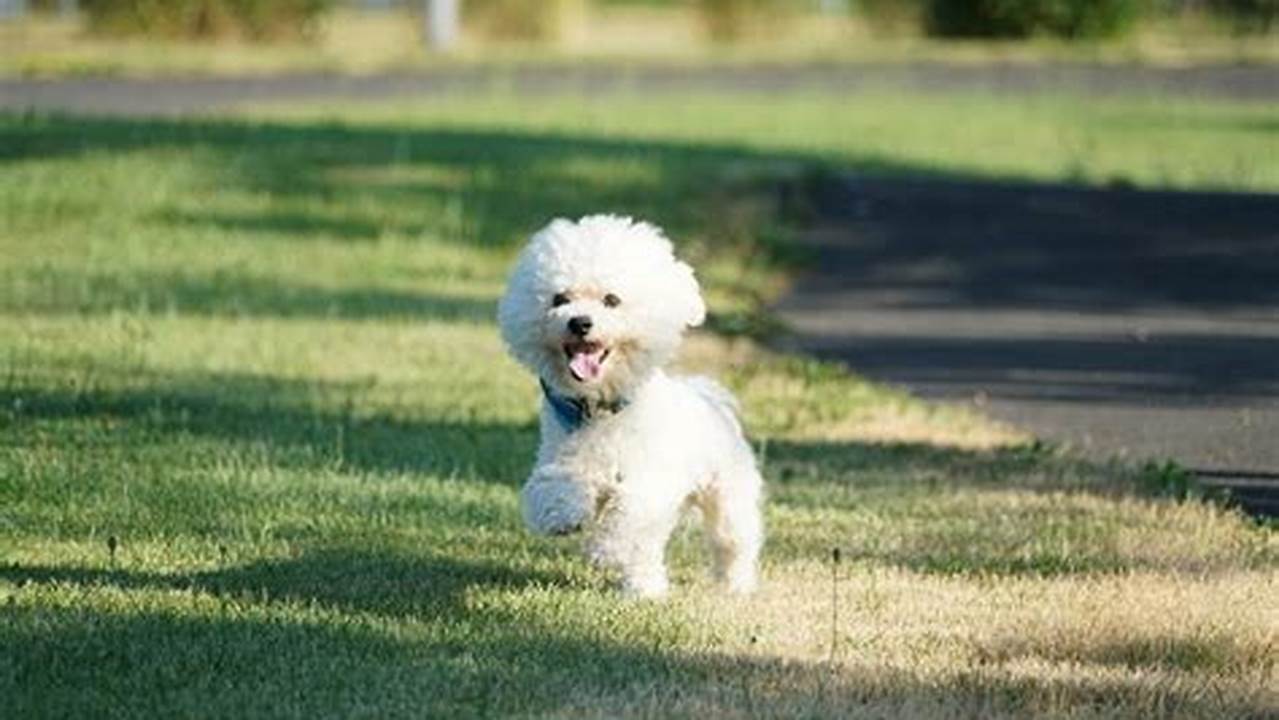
[8,110,1276,350]
[157,208,394,243]
[0,547,673,718]
[1,369,537,484]
[2,571,1268,717]
[6,364,1260,576]
[0,112,859,335]
[785,175,1279,409]
[648,651,1274,718]
[978,632,1272,674]
[821,334,1279,405]
[766,437,1121,496]
[0,547,565,621]
[5,267,497,322]
[806,176,1279,314]
[0,112,907,254]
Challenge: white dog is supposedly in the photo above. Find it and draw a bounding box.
[498,215,764,598]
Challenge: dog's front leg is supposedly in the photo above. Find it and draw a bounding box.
[586,482,679,599]
[520,465,594,536]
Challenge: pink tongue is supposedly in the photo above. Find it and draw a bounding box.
[569,350,603,381]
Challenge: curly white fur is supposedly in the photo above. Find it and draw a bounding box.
[498,215,764,598]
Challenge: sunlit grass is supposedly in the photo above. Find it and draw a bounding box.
[1,89,1275,717]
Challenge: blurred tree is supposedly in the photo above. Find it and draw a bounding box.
[858,0,924,32]
[463,0,583,42]
[696,0,797,42]
[80,0,335,40]
[924,0,1144,38]
[1208,0,1278,31]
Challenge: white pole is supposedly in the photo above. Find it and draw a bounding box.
[425,0,459,51]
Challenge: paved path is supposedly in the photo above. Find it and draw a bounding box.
[3,61,1279,115]
[776,176,1279,515]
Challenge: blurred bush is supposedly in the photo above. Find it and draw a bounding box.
[858,0,925,32]
[696,0,799,42]
[464,0,585,42]
[81,0,335,40]
[924,0,1145,38]
[1207,0,1278,32]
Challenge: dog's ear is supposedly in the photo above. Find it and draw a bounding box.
[673,259,707,328]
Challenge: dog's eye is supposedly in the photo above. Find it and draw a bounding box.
[602,293,621,308]
[551,292,570,308]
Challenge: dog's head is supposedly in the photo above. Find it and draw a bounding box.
[498,215,705,402]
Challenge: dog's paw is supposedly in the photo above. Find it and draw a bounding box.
[528,505,585,536]
[521,474,591,536]
[725,569,758,595]
[621,570,670,600]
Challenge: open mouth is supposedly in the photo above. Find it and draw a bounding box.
[563,340,611,383]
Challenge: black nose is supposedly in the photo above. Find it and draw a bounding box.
[567,315,593,337]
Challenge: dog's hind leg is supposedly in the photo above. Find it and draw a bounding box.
[700,465,763,594]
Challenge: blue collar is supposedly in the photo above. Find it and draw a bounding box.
[539,378,629,433]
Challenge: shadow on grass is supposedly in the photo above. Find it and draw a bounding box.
[1,556,1269,717]
[5,111,1277,335]
[7,363,1250,577]
[766,436,1137,510]
[0,548,662,718]
[157,207,393,243]
[0,112,851,331]
[3,364,1112,494]
[0,547,564,620]
[5,268,497,322]
[0,113,844,252]
[11,369,1255,580]
[1,370,536,485]
[980,632,1274,674]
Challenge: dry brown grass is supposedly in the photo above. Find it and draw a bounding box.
[656,334,1278,719]
[553,565,1279,718]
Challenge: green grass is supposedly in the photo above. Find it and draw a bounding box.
[2,88,1277,718]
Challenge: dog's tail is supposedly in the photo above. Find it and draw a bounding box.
[684,375,744,436]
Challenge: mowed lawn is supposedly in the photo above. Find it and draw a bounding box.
[1,88,1276,718]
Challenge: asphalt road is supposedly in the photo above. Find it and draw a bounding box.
[3,61,1279,115]
[775,176,1279,515]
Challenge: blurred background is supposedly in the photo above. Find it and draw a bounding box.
[0,0,1276,76]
